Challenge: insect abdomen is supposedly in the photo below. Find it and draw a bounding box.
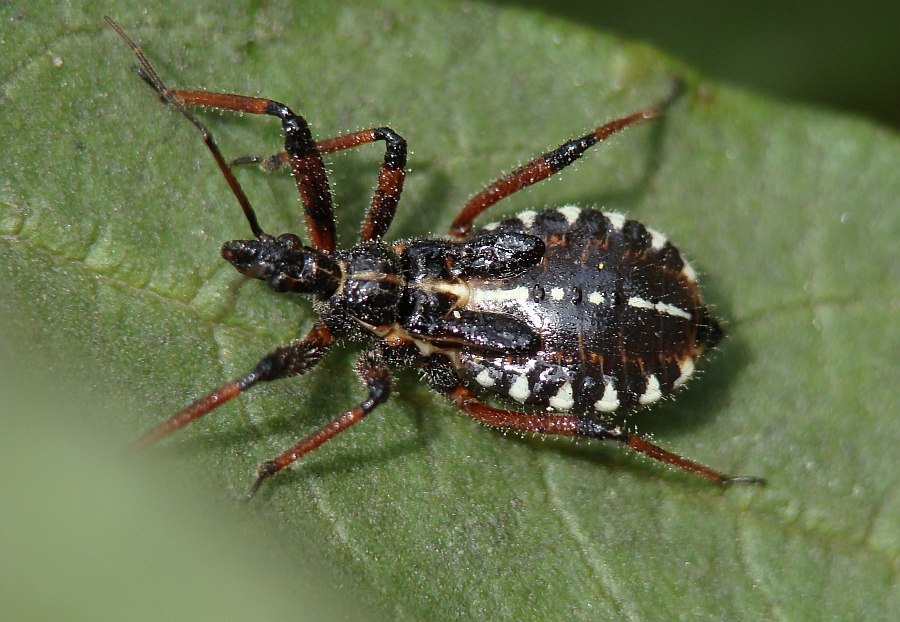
[459,207,716,414]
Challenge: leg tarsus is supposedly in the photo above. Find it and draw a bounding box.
[230,154,263,167]
[243,350,392,498]
[660,76,685,110]
[230,153,288,172]
[245,460,279,501]
[721,474,767,486]
[576,417,765,486]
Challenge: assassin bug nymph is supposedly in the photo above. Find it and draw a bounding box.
[106,17,764,498]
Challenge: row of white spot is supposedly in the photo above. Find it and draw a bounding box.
[470,288,692,322]
[482,205,650,243]
[474,356,696,412]
[481,204,600,232]
[481,205,697,284]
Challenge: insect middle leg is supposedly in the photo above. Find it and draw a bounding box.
[449,85,681,238]
[448,385,764,485]
[247,349,392,499]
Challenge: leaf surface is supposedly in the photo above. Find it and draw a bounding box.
[2,2,897,620]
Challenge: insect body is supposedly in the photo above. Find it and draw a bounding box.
[106,18,763,497]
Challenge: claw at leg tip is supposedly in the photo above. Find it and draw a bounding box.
[722,474,767,486]
[244,460,279,501]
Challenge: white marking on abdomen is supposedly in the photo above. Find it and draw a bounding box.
[594,380,619,412]
[425,280,471,306]
[517,210,537,228]
[639,374,662,405]
[475,369,496,388]
[550,287,564,301]
[508,375,531,403]
[588,291,605,305]
[548,381,574,411]
[647,227,667,250]
[605,211,625,231]
[627,296,692,320]
[673,357,695,388]
[681,258,698,284]
[557,205,581,225]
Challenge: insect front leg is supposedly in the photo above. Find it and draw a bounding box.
[133,324,334,449]
[106,17,337,252]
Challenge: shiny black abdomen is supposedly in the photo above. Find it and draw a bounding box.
[458,207,720,414]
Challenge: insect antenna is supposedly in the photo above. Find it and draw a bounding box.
[104,16,266,239]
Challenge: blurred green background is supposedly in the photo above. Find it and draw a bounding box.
[504,0,900,128]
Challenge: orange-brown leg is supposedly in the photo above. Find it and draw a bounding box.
[449,385,764,485]
[133,324,334,449]
[450,84,681,238]
[106,17,337,252]
[232,128,408,242]
[247,350,391,499]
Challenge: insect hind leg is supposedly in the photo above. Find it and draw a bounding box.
[450,81,683,238]
[447,385,764,486]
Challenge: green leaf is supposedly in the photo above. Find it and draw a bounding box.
[2,2,897,620]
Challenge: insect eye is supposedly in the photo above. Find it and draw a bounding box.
[277,233,303,248]
[221,239,258,265]
[267,273,297,292]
